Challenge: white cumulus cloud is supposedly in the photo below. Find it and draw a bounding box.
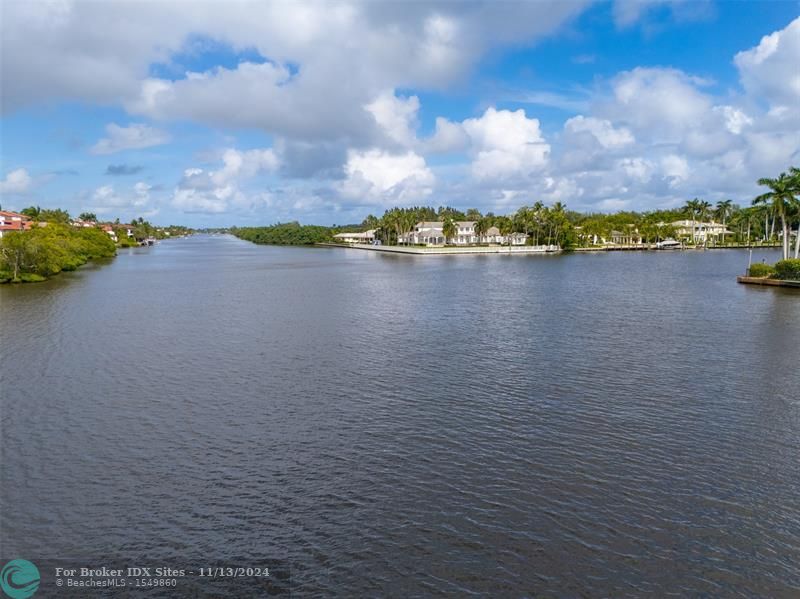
[462,107,550,181]
[0,168,33,194]
[90,123,170,155]
[734,16,800,108]
[342,149,435,204]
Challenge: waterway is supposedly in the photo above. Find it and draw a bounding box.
[1,235,797,596]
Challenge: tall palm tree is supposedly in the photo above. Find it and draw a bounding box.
[789,167,800,258]
[697,200,712,246]
[497,216,513,246]
[474,217,490,244]
[715,199,733,245]
[442,217,456,245]
[684,198,701,245]
[754,172,797,260]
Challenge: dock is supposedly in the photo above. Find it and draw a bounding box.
[737,276,800,288]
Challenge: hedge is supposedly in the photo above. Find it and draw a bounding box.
[774,258,800,281]
[748,263,776,277]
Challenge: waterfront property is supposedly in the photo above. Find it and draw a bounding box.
[0,210,32,237]
[333,229,377,244]
[671,220,732,243]
[398,221,529,246]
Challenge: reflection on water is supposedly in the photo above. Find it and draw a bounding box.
[1,236,798,596]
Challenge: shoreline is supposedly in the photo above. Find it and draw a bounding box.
[737,276,800,288]
[316,243,561,255]
[317,242,782,255]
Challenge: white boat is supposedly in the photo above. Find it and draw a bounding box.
[655,239,682,250]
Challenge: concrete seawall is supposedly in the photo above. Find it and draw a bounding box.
[317,243,560,255]
[737,276,800,288]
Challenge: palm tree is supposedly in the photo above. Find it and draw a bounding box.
[684,198,701,245]
[789,167,800,258]
[497,216,513,246]
[715,199,733,245]
[696,200,711,246]
[474,217,490,244]
[442,217,456,245]
[754,171,797,260]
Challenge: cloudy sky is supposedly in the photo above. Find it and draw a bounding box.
[1,1,798,226]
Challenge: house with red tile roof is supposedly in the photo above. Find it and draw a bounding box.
[0,210,32,238]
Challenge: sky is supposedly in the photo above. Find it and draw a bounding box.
[1,0,798,227]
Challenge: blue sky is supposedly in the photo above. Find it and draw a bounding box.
[1,1,798,227]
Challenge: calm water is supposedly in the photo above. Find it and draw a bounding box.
[1,235,798,597]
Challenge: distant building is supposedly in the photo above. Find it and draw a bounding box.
[671,220,731,242]
[101,224,118,242]
[609,229,643,245]
[333,229,376,244]
[113,224,135,238]
[453,221,478,245]
[0,210,32,238]
[401,222,446,245]
[72,219,97,228]
[399,221,528,246]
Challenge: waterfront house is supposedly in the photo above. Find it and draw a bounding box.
[0,210,32,237]
[101,224,118,242]
[399,221,528,246]
[671,220,731,243]
[609,228,643,245]
[72,219,97,228]
[113,224,135,238]
[507,232,529,245]
[333,229,377,244]
[398,222,444,245]
[454,221,478,245]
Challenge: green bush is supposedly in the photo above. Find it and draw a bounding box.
[19,273,46,283]
[774,258,800,281]
[748,263,776,277]
[232,222,334,245]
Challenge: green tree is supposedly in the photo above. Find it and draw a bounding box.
[38,208,71,224]
[20,206,41,218]
[79,212,98,222]
[496,216,513,245]
[715,199,733,245]
[754,171,799,260]
[442,217,457,245]
[683,198,701,244]
[474,217,491,244]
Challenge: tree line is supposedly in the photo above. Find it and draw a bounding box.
[0,224,117,283]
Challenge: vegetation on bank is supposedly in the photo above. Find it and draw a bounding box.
[1,207,193,283]
[19,206,193,244]
[748,259,800,281]
[0,225,116,283]
[231,222,335,245]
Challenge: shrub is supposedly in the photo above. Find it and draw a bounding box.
[774,258,800,281]
[19,273,46,283]
[748,263,776,277]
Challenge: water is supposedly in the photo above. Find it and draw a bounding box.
[1,235,798,596]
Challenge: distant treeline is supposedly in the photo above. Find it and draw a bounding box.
[1,224,116,283]
[231,222,335,245]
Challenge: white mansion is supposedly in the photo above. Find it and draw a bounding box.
[670,220,732,242]
[398,221,528,246]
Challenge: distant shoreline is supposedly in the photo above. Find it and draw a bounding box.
[316,243,560,255]
[317,242,782,255]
